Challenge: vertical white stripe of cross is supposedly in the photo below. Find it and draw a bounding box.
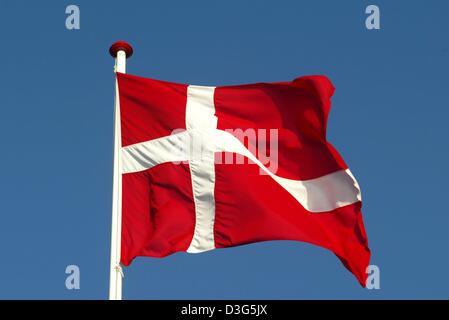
[184,86,217,253]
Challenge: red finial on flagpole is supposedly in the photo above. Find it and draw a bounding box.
[109,41,133,58]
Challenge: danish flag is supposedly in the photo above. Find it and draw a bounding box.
[116,72,370,286]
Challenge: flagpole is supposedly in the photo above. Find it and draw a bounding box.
[109,41,133,300]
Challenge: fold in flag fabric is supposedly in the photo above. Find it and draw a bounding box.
[116,72,371,286]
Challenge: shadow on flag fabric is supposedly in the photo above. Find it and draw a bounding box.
[116,72,371,286]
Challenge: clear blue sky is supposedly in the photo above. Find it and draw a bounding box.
[0,0,448,299]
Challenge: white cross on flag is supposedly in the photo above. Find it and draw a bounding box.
[115,72,370,286]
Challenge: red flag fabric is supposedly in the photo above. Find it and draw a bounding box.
[116,72,370,286]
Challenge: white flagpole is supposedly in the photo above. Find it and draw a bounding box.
[109,41,133,300]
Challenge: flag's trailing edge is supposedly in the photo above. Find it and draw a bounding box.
[116,72,371,287]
